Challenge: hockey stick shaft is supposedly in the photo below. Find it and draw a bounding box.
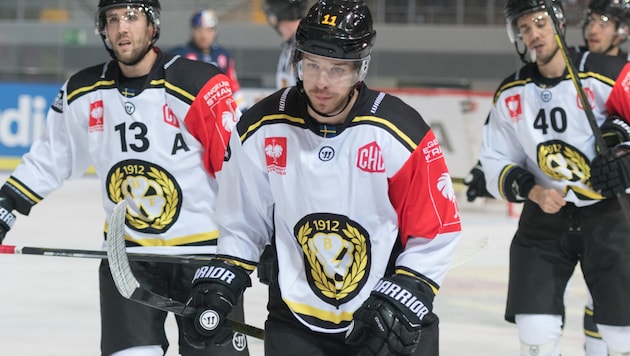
[544,0,630,220]
[449,236,490,269]
[0,244,214,264]
[106,201,265,340]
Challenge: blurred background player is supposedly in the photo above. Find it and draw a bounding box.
[169,9,245,109]
[255,0,309,286]
[263,0,308,89]
[582,0,630,59]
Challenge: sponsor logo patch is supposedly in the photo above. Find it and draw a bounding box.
[89,100,104,132]
[505,94,522,123]
[265,137,287,175]
[162,104,179,127]
[356,142,384,173]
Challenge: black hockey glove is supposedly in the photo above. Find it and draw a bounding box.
[182,259,251,349]
[0,192,17,244]
[590,143,630,198]
[345,274,435,356]
[601,115,630,150]
[257,244,275,285]
[464,161,494,202]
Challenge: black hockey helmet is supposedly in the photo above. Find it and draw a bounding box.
[587,0,630,24]
[504,0,565,62]
[264,0,308,26]
[95,0,161,52]
[583,0,630,45]
[295,0,376,61]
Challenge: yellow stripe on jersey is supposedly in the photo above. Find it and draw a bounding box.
[104,223,219,247]
[578,71,616,87]
[497,164,516,200]
[240,114,306,141]
[66,80,116,102]
[395,268,439,295]
[353,115,417,150]
[218,258,257,272]
[494,78,531,104]
[158,79,196,102]
[6,176,42,204]
[283,298,354,324]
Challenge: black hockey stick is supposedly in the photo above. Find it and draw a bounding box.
[0,244,215,264]
[544,0,630,219]
[106,200,265,340]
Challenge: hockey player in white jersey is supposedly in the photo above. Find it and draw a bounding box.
[263,0,308,89]
[578,2,630,354]
[479,0,630,355]
[0,0,249,355]
[181,1,461,355]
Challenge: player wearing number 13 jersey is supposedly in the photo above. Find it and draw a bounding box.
[0,0,249,355]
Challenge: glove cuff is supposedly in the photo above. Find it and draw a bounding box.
[192,259,252,305]
[0,194,16,231]
[501,166,535,202]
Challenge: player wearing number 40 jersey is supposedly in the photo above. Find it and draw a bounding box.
[0,0,249,355]
[479,0,630,355]
[183,1,461,356]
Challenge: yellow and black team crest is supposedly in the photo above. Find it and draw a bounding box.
[294,213,371,306]
[537,140,600,200]
[107,159,182,233]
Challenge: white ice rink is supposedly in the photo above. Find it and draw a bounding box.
[0,175,590,355]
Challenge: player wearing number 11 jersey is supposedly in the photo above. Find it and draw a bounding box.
[0,0,249,355]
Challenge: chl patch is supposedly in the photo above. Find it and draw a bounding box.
[294,213,371,306]
[106,159,182,233]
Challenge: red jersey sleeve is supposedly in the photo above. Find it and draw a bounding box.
[606,63,630,121]
[388,130,461,247]
[184,73,239,178]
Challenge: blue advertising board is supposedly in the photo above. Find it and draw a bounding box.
[0,83,60,170]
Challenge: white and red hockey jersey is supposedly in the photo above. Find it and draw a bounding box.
[214,85,462,334]
[480,51,630,207]
[1,49,239,255]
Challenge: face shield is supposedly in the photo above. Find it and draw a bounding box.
[296,50,370,88]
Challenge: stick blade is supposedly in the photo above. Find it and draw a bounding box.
[106,200,140,298]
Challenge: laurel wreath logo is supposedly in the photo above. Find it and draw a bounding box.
[107,166,179,231]
[297,221,368,302]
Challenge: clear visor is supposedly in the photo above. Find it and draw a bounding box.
[296,50,369,86]
[506,12,550,43]
[95,5,152,35]
[584,12,615,29]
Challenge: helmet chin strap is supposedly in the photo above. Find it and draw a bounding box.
[306,87,355,118]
